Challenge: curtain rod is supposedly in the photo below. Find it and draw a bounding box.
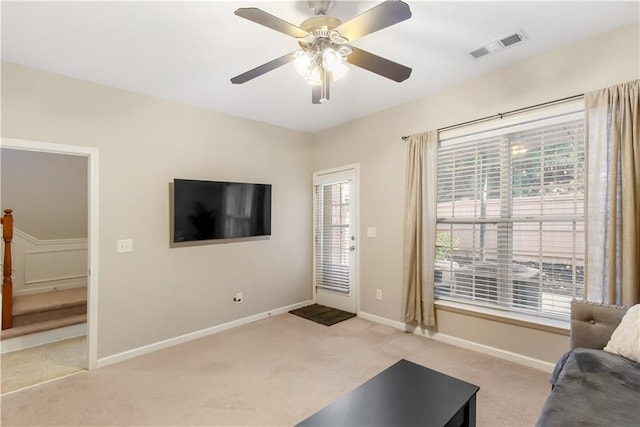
[401,93,584,141]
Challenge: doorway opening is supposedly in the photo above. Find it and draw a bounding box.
[0,138,98,394]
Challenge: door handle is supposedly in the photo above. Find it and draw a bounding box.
[350,246,355,251]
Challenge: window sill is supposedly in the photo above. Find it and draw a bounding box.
[434,300,570,336]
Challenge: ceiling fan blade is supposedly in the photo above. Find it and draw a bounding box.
[231,51,298,84]
[234,8,310,39]
[333,0,411,42]
[347,47,412,82]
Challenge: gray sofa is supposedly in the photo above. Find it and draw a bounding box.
[536,300,640,426]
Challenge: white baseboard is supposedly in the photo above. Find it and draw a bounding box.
[358,311,555,373]
[95,303,554,372]
[1,323,87,354]
[97,300,314,368]
[357,311,405,329]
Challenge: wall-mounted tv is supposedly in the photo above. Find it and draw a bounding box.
[172,179,271,245]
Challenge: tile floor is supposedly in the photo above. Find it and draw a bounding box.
[1,336,86,394]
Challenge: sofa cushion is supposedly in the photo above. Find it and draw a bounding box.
[604,304,640,362]
[570,299,628,350]
[536,348,640,427]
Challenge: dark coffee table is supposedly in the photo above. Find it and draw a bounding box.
[296,359,479,427]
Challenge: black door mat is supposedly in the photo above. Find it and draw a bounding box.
[289,304,356,326]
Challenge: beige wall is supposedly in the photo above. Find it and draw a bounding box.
[1,148,88,239]
[1,62,314,358]
[311,23,640,364]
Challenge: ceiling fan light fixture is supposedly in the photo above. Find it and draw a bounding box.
[337,46,352,56]
[328,30,348,44]
[324,46,350,80]
[322,48,343,71]
[294,50,322,84]
[294,51,314,77]
[307,66,323,85]
[301,34,316,45]
[295,44,350,85]
[331,61,349,81]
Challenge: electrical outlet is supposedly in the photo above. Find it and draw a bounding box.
[234,292,243,304]
[376,289,383,300]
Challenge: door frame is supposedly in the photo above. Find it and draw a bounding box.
[312,163,360,314]
[1,137,99,369]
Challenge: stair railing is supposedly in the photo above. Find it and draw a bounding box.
[2,209,14,330]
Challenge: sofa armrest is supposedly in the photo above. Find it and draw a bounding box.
[570,299,628,350]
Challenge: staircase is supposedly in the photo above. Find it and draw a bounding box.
[1,287,87,340]
[2,209,87,344]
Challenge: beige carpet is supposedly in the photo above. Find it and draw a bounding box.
[0,314,551,426]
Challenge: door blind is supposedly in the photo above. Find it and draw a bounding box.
[314,180,351,293]
[435,109,585,319]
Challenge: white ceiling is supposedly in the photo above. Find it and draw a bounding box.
[2,1,638,133]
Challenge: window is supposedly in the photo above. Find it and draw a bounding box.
[434,103,585,320]
[314,180,351,292]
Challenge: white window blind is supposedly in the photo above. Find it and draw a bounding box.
[435,106,585,320]
[314,180,351,293]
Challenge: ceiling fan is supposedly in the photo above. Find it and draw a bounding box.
[230,0,412,104]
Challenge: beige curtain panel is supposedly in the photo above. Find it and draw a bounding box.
[585,79,640,306]
[402,131,437,326]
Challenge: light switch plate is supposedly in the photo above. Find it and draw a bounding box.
[117,239,133,253]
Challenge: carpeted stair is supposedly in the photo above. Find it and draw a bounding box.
[1,287,87,340]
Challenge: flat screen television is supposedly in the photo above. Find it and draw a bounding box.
[172,179,271,245]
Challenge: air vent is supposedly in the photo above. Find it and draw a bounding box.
[469,47,490,59]
[500,32,524,47]
[469,30,527,59]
